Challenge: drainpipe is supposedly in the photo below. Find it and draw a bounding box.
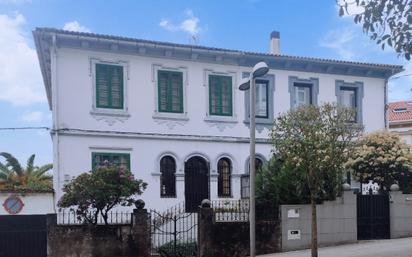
[384,77,389,130]
[51,33,60,207]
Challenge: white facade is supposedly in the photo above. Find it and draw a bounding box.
[34,28,402,211]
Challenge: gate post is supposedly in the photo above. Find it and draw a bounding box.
[46,213,58,257]
[132,200,150,257]
[198,199,214,257]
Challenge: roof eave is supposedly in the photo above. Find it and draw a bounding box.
[33,30,52,110]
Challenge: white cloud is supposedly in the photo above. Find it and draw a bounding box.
[0,13,46,106]
[319,27,357,60]
[21,111,44,122]
[159,9,202,37]
[63,21,91,33]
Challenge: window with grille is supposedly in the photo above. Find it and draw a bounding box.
[339,87,358,122]
[160,156,176,197]
[158,70,183,113]
[95,63,124,109]
[255,80,269,118]
[294,82,312,107]
[92,152,130,170]
[241,158,264,199]
[218,158,231,197]
[209,75,233,116]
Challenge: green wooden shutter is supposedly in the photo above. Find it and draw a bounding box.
[158,71,169,112]
[96,63,124,109]
[96,64,109,108]
[158,70,183,113]
[209,75,232,116]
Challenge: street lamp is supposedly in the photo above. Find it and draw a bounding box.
[238,61,269,257]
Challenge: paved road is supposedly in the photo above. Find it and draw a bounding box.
[258,238,412,257]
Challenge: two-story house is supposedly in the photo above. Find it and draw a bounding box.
[33,28,402,211]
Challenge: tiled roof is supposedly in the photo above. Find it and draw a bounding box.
[388,101,412,122]
[35,28,403,70]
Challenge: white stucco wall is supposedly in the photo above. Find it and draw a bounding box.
[51,47,387,211]
[55,48,385,136]
[0,192,55,215]
[389,126,412,146]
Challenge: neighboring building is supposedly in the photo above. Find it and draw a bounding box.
[388,101,412,146]
[33,28,402,211]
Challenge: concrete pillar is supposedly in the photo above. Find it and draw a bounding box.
[132,205,150,257]
[46,214,58,257]
[198,201,214,257]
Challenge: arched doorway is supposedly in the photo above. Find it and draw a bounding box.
[184,156,209,212]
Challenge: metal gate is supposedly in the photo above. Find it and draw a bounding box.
[357,194,390,240]
[150,203,197,257]
[0,215,47,257]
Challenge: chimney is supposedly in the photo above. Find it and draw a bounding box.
[270,31,280,55]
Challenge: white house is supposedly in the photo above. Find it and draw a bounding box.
[33,28,402,211]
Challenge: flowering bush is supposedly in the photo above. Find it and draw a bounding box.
[58,164,147,225]
[345,131,412,192]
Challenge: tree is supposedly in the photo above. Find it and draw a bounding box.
[271,103,362,257]
[256,158,310,207]
[338,0,412,60]
[58,163,147,225]
[0,152,53,190]
[345,131,412,192]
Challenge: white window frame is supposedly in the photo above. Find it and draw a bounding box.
[152,64,189,121]
[89,58,130,119]
[203,69,237,123]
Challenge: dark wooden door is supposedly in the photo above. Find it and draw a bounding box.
[0,215,47,257]
[357,194,390,240]
[185,156,209,212]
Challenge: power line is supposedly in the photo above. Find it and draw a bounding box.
[390,73,412,80]
[0,127,51,131]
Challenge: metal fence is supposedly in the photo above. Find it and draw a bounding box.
[211,199,250,222]
[211,200,279,222]
[150,202,197,257]
[57,209,133,225]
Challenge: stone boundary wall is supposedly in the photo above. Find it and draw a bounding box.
[198,206,281,257]
[280,190,357,252]
[390,191,412,239]
[47,209,150,257]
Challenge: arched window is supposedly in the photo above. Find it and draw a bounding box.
[218,158,231,197]
[160,156,176,197]
[241,157,264,199]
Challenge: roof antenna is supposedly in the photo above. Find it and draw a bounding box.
[190,34,199,45]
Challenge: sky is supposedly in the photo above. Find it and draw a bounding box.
[0,0,411,166]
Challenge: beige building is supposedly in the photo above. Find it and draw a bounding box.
[388,101,412,146]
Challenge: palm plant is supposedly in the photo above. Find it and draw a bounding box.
[0,152,53,190]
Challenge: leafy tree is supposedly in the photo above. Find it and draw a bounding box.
[270,103,362,257]
[338,0,412,60]
[345,131,412,192]
[58,163,147,225]
[256,158,310,208]
[0,152,53,190]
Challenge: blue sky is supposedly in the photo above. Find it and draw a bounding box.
[0,0,411,165]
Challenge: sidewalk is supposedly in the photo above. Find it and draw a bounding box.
[258,237,412,257]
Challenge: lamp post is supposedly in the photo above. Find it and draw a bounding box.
[238,61,269,257]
